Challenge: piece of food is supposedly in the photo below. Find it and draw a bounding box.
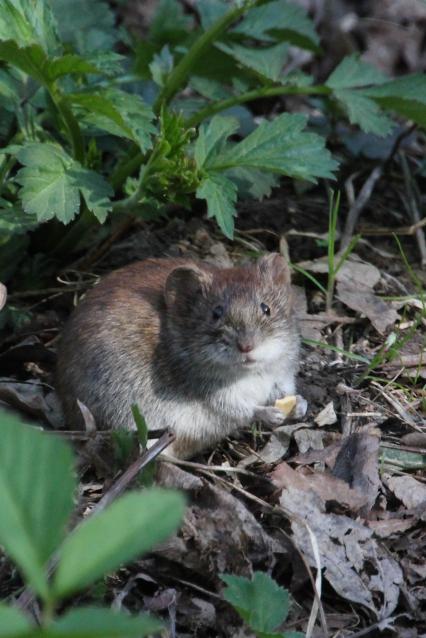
[274,395,297,416]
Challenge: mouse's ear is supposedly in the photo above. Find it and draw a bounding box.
[165,265,213,308]
[257,253,291,286]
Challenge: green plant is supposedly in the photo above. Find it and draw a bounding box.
[221,571,303,637]
[0,411,185,637]
[1,0,425,282]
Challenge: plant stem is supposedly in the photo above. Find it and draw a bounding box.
[110,149,143,190]
[49,87,85,163]
[50,208,96,257]
[153,0,266,113]
[186,84,330,127]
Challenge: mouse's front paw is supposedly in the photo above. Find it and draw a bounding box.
[293,394,308,419]
[254,406,286,428]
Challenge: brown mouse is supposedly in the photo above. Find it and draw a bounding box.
[56,253,305,458]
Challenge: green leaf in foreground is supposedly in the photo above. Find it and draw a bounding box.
[15,143,113,224]
[0,603,32,637]
[217,41,289,83]
[221,571,290,633]
[48,606,163,638]
[363,74,426,128]
[326,53,388,90]
[234,0,320,52]
[333,89,394,136]
[194,115,239,168]
[208,113,338,181]
[53,488,185,598]
[0,412,76,600]
[196,173,237,239]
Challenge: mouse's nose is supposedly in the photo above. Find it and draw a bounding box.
[237,339,254,353]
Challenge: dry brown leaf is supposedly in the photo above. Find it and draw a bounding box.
[271,462,367,511]
[292,438,342,468]
[367,518,417,538]
[332,430,381,515]
[296,254,381,288]
[0,379,64,428]
[336,281,399,334]
[156,463,278,578]
[281,487,403,617]
[293,428,325,455]
[385,475,426,510]
[314,401,337,426]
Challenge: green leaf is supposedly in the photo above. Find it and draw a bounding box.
[196,173,237,239]
[190,76,231,100]
[234,0,320,52]
[0,603,32,636]
[326,54,388,89]
[15,143,113,224]
[0,40,49,86]
[198,0,229,30]
[333,89,395,136]
[47,607,163,638]
[53,488,185,598]
[0,202,38,235]
[149,45,174,87]
[49,0,118,55]
[194,115,239,168]
[0,0,60,55]
[363,74,426,128]
[217,42,289,83]
[149,0,193,47]
[380,446,426,470]
[131,404,148,449]
[0,412,75,600]
[209,113,338,181]
[221,572,290,633]
[69,89,156,151]
[227,167,279,200]
[46,54,103,81]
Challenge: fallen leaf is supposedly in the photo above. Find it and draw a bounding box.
[281,487,403,617]
[293,428,325,454]
[271,462,367,511]
[367,518,417,538]
[0,378,64,428]
[332,430,381,515]
[296,253,381,288]
[336,281,399,334]
[384,475,426,510]
[314,401,337,426]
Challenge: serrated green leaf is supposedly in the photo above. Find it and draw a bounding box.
[46,54,102,81]
[326,54,388,89]
[69,166,113,224]
[47,607,163,638]
[0,0,60,55]
[15,143,112,224]
[0,40,48,86]
[190,76,231,100]
[333,89,394,136]
[221,572,290,633]
[217,42,289,83]
[149,0,193,46]
[196,173,237,239]
[0,412,75,601]
[0,603,32,636]
[194,115,239,168]
[234,0,320,52]
[209,113,338,181]
[50,0,118,55]
[0,202,38,235]
[69,89,155,151]
[227,167,279,200]
[0,69,20,107]
[53,489,185,598]
[149,45,174,87]
[363,74,426,128]
[198,0,229,30]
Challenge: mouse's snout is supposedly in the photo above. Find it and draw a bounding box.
[237,338,254,353]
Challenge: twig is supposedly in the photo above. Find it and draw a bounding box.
[400,154,426,266]
[340,124,417,250]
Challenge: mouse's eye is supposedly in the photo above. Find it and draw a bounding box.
[212,305,224,321]
[260,302,270,316]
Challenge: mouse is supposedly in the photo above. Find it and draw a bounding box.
[56,253,305,458]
